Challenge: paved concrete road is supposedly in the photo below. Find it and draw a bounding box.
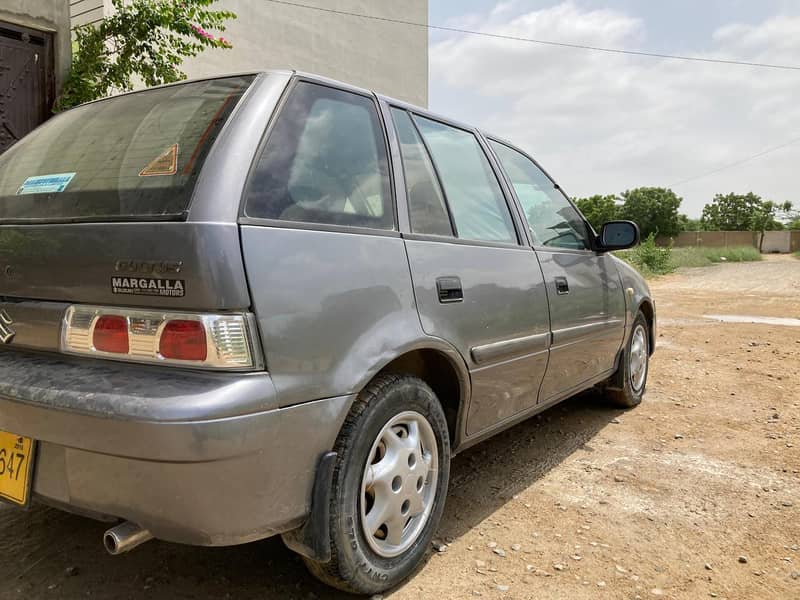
[2,255,799,599]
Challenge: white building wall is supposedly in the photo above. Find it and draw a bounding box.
[181,0,428,107]
[69,0,108,29]
[70,0,429,107]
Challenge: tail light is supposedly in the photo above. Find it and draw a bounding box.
[61,305,262,370]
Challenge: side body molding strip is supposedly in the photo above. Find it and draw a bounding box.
[470,331,551,365]
[551,319,624,348]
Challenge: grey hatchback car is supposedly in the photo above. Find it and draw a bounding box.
[0,70,654,594]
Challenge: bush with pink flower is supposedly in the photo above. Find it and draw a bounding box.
[58,0,236,110]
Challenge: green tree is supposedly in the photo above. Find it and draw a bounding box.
[752,200,795,250]
[701,192,768,231]
[574,195,619,231]
[618,187,683,238]
[57,0,235,110]
[701,193,795,250]
[700,193,792,231]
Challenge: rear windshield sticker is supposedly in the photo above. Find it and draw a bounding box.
[139,144,178,177]
[16,172,76,195]
[111,277,185,298]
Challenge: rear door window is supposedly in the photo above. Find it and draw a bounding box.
[390,109,453,237]
[0,75,254,222]
[244,81,393,230]
[413,116,517,244]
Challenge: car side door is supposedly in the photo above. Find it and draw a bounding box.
[386,107,551,437]
[488,139,626,403]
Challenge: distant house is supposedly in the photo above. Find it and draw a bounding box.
[69,0,429,107]
[0,0,71,152]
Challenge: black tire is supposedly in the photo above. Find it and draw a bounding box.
[606,311,650,408]
[302,373,451,595]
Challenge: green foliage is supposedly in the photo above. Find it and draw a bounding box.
[789,217,800,230]
[574,195,619,231]
[56,0,235,110]
[701,193,796,251]
[618,234,674,276]
[618,187,683,238]
[700,192,792,232]
[678,214,702,231]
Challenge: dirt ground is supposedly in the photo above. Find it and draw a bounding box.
[2,255,798,600]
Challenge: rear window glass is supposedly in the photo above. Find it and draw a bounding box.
[244,81,394,230]
[0,75,254,223]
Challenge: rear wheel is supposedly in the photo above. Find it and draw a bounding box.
[303,373,450,594]
[606,311,650,408]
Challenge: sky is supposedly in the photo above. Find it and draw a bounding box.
[428,1,800,217]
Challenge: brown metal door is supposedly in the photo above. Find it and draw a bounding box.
[0,22,54,153]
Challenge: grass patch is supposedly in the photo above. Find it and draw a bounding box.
[617,241,762,278]
[671,245,762,268]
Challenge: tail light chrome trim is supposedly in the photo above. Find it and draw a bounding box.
[61,305,264,371]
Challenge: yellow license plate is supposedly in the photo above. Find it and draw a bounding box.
[0,431,35,507]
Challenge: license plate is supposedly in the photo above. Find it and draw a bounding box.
[0,431,35,507]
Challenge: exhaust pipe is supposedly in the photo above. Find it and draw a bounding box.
[104,521,153,555]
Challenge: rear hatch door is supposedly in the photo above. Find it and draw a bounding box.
[0,76,256,353]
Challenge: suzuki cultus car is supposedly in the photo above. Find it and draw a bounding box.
[0,70,654,594]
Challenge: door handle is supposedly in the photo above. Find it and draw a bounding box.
[555,276,570,295]
[436,276,463,303]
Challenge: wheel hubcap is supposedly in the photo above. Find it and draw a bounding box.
[629,324,648,393]
[360,411,439,558]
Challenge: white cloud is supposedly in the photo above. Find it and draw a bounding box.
[429,2,800,216]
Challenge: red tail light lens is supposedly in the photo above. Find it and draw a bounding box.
[93,315,129,354]
[159,320,208,361]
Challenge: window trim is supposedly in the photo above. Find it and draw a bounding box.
[402,231,531,251]
[389,107,457,238]
[238,75,399,234]
[238,216,401,238]
[398,108,524,247]
[485,135,599,255]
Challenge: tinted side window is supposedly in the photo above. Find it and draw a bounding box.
[245,82,393,230]
[390,109,453,237]
[490,141,590,250]
[414,117,517,244]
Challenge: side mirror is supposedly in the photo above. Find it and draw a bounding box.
[597,220,640,251]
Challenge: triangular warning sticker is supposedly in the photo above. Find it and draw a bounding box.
[139,144,179,176]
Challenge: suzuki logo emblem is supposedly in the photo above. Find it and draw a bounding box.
[0,310,15,344]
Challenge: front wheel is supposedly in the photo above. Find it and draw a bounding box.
[605,311,650,408]
[303,373,451,594]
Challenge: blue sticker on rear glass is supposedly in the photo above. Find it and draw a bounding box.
[16,172,76,195]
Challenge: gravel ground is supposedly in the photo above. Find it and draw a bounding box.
[1,255,798,600]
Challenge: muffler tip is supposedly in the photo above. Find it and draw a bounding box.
[104,521,153,555]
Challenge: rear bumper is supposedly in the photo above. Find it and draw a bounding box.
[0,350,351,546]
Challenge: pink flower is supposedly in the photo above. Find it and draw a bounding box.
[190,24,214,39]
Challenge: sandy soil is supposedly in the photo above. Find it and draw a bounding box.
[1,255,798,599]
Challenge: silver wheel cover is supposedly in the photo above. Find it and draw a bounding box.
[629,324,649,393]
[359,411,439,558]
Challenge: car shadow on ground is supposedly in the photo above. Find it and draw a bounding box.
[2,391,621,600]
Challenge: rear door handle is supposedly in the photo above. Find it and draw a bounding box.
[436,276,463,303]
[555,276,569,295]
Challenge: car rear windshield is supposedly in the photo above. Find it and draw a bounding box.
[0,75,254,223]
